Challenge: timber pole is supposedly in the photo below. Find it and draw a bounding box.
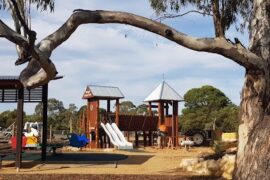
[41,84,48,161]
[15,88,24,172]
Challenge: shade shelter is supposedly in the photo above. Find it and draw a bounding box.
[144,81,183,147]
[0,75,62,171]
[82,85,124,148]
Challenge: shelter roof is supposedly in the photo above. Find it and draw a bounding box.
[82,85,124,100]
[144,81,183,102]
[0,75,62,103]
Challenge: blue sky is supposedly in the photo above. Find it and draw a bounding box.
[0,0,246,114]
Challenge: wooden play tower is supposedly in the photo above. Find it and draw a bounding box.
[144,81,183,147]
[82,85,124,148]
[82,82,182,149]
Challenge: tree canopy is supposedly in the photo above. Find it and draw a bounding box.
[149,0,253,34]
[119,101,136,114]
[180,85,239,132]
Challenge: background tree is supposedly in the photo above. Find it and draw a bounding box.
[180,85,239,133]
[35,98,66,129]
[66,103,77,133]
[135,104,149,115]
[119,101,136,115]
[0,0,269,178]
[0,110,18,128]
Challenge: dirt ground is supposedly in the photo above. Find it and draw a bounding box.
[0,146,214,177]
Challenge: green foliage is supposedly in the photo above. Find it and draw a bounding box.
[34,98,66,129]
[0,0,55,12]
[119,101,153,116]
[180,85,239,133]
[0,110,18,128]
[183,85,231,110]
[136,104,149,115]
[66,103,78,132]
[119,101,136,114]
[149,0,253,32]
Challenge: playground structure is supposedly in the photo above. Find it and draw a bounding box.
[0,75,62,171]
[82,81,183,149]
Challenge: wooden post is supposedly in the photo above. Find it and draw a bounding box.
[148,131,152,146]
[148,102,153,116]
[15,88,24,171]
[143,131,146,147]
[86,100,91,147]
[165,103,169,116]
[115,99,120,125]
[127,131,130,142]
[49,124,52,143]
[135,131,139,147]
[158,102,164,126]
[173,101,179,147]
[42,84,48,161]
[96,100,100,148]
[107,100,111,122]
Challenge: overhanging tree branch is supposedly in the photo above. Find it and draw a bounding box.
[0,19,57,88]
[155,10,213,21]
[41,10,264,71]
[0,9,265,87]
[10,0,36,52]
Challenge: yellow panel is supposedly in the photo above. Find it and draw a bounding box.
[26,136,38,145]
[222,133,238,142]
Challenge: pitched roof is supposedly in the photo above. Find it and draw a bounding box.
[144,81,183,102]
[82,85,124,99]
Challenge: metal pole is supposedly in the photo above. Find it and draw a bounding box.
[16,88,24,172]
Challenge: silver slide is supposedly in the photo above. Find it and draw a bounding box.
[101,123,132,150]
[111,123,133,149]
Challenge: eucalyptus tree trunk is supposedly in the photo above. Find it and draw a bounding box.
[234,0,270,179]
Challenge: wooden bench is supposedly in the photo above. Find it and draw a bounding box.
[0,143,15,169]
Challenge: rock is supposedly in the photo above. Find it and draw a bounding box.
[187,165,194,172]
[222,171,233,180]
[225,147,237,154]
[62,146,80,152]
[103,148,115,152]
[207,159,220,171]
[179,158,199,169]
[179,154,236,178]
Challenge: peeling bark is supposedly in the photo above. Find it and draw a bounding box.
[211,0,224,37]
[234,0,270,179]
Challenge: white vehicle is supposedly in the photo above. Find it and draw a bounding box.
[24,122,42,137]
